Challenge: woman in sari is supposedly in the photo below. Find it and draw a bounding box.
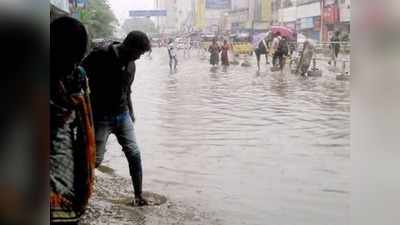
[221,40,230,67]
[50,16,95,225]
[208,39,221,66]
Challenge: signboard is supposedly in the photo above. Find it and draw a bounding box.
[206,0,231,9]
[195,0,206,29]
[129,10,167,17]
[300,17,314,29]
[323,5,339,24]
[260,0,272,21]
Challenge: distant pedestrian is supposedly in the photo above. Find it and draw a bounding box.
[275,36,290,71]
[329,31,341,65]
[221,39,230,66]
[271,32,282,68]
[296,40,315,76]
[183,37,191,58]
[255,36,271,71]
[167,38,178,72]
[81,30,151,207]
[208,38,220,66]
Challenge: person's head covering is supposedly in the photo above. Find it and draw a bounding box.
[51,16,88,77]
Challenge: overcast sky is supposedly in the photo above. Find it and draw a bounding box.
[108,0,155,24]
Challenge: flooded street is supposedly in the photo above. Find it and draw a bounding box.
[89,48,350,225]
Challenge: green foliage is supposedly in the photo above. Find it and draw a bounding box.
[79,0,118,39]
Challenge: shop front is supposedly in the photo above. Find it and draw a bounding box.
[321,0,339,41]
[338,0,351,38]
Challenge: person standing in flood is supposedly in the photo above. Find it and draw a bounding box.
[296,40,315,76]
[183,37,191,58]
[329,31,341,65]
[271,32,282,68]
[255,36,271,71]
[221,39,230,67]
[275,36,290,71]
[50,16,96,224]
[167,38,178,72]
[208,38,221,66]
[81,31,151,206]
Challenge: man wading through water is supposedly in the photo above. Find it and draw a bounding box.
[81,31,151,206]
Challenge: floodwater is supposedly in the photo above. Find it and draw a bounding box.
[99,48,350,225]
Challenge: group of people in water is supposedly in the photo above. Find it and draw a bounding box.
[167,37,230,72]
[164,29,345,78]
[165,31,322,76]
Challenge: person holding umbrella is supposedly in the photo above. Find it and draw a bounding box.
[275,36,290,71]
[271,32,282,68]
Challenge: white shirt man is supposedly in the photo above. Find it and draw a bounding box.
[271,35,282,51]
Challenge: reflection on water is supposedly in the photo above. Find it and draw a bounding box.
[104,49,350,225]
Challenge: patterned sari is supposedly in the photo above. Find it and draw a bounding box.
[50,66,95,224]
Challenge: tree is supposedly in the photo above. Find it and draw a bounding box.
[79,0,118,39]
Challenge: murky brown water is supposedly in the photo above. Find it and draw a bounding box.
[101,48,350,225]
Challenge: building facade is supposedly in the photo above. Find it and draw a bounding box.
[271,0,321,40]
[270,0,349,41]
[157,0,178,33]
[227,0,272,33]
[157,0,194,33]
[338,0,350,35]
